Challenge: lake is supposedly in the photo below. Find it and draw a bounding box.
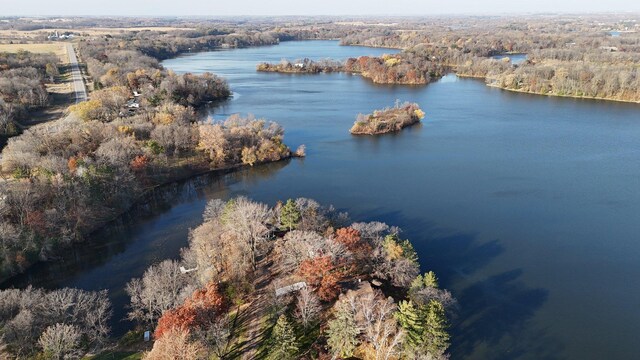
[491,53,528,65]
[7,40,640,359]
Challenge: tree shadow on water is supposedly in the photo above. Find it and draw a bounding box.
[355,209,563,359]
[451,269,562,360]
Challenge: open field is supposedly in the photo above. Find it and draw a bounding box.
[0,42,68,62]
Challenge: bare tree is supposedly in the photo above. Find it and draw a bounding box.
[38,323,81,360]
[145,328,205,360]
[222,197,272,270]
[203,315,232,359]
[295,287,321,329]
[126,260,193,326]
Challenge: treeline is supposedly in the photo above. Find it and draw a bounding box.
[327,16,640,102]
[0,287,112,358]
[257,58,344,74]
[258,53,445,85]
[79,28,284,64]
[0,51,58,141]
[129,197,455,359]
[351,101,425,135]
[487,61,640,102]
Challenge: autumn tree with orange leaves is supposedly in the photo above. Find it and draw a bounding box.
[154,282,227,338]
[297,256,348,301]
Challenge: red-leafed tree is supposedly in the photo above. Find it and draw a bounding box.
[130,155,149,172]
[335,228,361,249]
[335,227,371,266]
[154,282,227,338]
[298,256,346,301]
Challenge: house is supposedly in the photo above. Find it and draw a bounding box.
[126,99,139,109]
[294,63,305,68]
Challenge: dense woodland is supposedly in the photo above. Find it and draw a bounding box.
[0,51,58,142]
[130,197,455,360]
[0,287,111,358]
[258,54,444,85]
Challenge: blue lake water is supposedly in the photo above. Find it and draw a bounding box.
[491,53,528,65]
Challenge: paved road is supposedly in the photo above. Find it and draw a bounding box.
[66,43,87,104]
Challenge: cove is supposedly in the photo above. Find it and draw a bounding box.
[6,41,640,360]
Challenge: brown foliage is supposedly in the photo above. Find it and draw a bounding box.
[154,282,227,338]
[297,256,347,301]
[335,227,362,249]
[145,328,205,360]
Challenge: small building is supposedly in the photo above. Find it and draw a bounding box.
[275,282,307,297]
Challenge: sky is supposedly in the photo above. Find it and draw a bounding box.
[2,0,639,16]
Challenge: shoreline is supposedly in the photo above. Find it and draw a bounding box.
[0,154,300,285]
[456,74,640,104]
[486,83,640,104]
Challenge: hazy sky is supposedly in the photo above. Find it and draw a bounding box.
[3,0,640,16]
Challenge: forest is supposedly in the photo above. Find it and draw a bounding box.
[0,51,58,143]
[257,53,445,85]
[130,197,455,360]
[0,197,454,359]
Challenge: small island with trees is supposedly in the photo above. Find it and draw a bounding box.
[350,102,425,135]
[257,58,343,74]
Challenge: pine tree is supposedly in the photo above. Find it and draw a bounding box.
[395,300,424,347]
[267,315,299,360]
[326,305,360,358]
[423,300,450,357]
[423,271,439,288]
[409,274,425,294]
[279,199,301,231]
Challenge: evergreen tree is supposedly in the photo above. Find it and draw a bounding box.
[395,300,424,347]
[423,300,450,357]
[409,274,425,294]
[267,315,299,360]
[409,272,440,300]
[280,199,301,231]
[423,271,439,288]
[326,305,360,358]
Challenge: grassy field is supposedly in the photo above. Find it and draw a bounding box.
[0,42,68,62]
